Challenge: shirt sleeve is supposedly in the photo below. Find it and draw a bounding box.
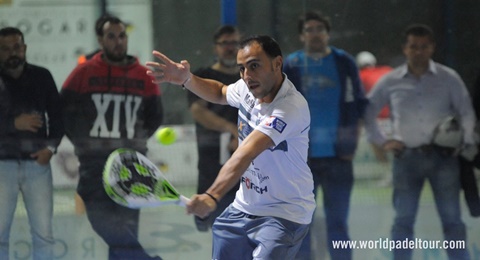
[225,80,244,109]
[256,98,306,146]
[364,76,391,146]
[448,71,477,145]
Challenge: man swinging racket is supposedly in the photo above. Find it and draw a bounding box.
[146,35,316,260]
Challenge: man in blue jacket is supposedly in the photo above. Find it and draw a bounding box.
[283,10,367,260]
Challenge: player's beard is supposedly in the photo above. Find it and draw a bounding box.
[2,56,25,70]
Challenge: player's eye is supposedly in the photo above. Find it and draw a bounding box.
[249,63,259,70]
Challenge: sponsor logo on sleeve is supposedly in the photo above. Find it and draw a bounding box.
[265,116,286,133]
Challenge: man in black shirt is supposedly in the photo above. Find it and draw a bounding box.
[0,26,64,259]
[187,25,241,231]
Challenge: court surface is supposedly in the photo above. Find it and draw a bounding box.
[11,180,480,260]
[10,131,480,259]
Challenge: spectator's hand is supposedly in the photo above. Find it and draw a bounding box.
[460,144,478,161]
[15,113,43,132]
[30,147,53,165]
[186,193,217,219]
[146,51,192,86]
[383,140,405,157]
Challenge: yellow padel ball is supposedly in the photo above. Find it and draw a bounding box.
[155,127,177,145]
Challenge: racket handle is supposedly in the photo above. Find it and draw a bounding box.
[178,195,191,207]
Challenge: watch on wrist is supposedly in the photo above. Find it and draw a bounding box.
[46,146,57,154]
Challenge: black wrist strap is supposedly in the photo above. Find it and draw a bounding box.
[204,192,218,204]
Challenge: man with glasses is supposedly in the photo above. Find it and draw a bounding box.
[283,10,367,260]
[187,25,241,232]
[0,27,64,260]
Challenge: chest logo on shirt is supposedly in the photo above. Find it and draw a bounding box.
[241,176,268,194]
[244,94,255,108]
[265,116,286,133]
[242,165,270,194]
[89,93,142,139]
[237,118,253,141]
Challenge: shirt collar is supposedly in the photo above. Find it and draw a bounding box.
[399,59,436,78]
[273,73,292,101]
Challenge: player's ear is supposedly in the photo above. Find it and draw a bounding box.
[274,56,283,71]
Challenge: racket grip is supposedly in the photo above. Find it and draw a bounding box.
[178,195,191,207]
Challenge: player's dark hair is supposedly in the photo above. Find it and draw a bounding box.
[239,35,282,59]
[403,23,435,44]
[298,10,331,34]
[0,27,24,43]
[213,25,239,43]
[95,15,124,37]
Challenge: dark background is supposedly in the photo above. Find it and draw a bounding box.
[148,0,480,124]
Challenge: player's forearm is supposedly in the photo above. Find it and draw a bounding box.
[184,74,228,105]
[205,150,251,201]
[205,130,274,201]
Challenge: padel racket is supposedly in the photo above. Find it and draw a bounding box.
[103,148,190,208]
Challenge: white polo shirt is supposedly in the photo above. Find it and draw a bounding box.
[226,75,316,224]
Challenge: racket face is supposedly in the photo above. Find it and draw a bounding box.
[103,148,182,208]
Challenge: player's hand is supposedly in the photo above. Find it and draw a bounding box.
[186,193,217,219]
[146,50,192,86]
[14,113,43,132]
[30,147,53,165]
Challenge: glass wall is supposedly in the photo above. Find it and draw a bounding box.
[1,0,480,259]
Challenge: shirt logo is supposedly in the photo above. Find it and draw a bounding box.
[265,116,286,133]
[89,93,141,139]
[241,176,268,194]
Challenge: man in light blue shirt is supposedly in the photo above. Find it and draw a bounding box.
[364,24,476,260]
[283,11,367,260]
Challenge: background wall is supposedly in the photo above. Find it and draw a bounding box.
[3,1,480,259]
[150,0,480,124]
[2,0,479,124]
[0,0,153,87]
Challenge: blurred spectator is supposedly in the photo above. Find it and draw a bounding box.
[356,51,392,119]
[187,25,241,231]
[283,10,367,260]
[364,23,475,260]
[60,16,163,259]
[356,51,393,186]
[458,70,480,217]
[0,26,64,260]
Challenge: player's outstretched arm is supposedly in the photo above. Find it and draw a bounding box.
[146,51,191,85]
[146,50,229,105]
